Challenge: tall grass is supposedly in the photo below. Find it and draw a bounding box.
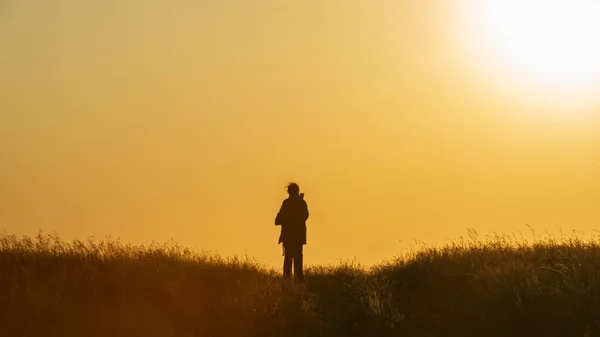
[1,230,600,337]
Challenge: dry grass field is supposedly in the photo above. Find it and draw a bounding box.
[1,230,600,337]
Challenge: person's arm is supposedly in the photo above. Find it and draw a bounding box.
[275,200,287,226]
[303,200,309,221]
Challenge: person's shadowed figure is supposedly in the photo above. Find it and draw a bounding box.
[275,183,309,281]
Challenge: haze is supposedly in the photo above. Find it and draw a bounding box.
[2,1,599,267]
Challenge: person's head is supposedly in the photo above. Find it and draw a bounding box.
[287,182,300,196]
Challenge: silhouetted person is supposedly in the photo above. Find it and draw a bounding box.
[275,183,309,280]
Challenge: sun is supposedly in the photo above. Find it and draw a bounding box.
[462,0,600,106]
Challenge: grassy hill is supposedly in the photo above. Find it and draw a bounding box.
[1,231,600,337]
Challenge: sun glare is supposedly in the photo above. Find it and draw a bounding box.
[463,0,600,107]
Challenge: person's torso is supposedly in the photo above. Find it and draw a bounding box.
[282,197,306,225]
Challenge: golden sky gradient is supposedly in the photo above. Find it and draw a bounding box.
[1,1,600,266]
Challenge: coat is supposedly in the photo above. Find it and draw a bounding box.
[275,194,309,246]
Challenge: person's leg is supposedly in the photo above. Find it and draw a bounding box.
[283,245,293,277]
[293,245,304,281]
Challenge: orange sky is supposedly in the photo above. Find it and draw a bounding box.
[1,1,600,267]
